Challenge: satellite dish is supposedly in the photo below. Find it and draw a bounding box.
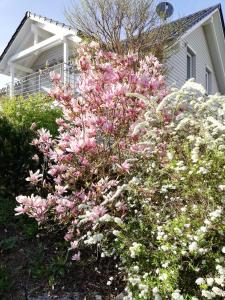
[156,2,174,20]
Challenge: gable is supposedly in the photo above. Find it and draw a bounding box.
[166,8,225,94]
[166,25,217,93]
[185,9,225,94]
[186,26,218,93]
[0,12,80,77]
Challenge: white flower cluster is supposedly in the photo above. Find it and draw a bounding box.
[152,287,162,300]
[144,80,225,164]
[115,82,225,299]
[128,275,149,299]
[185,206,223,255]
[129,242,143,258]
[160,184,176,194]
[194,249,225,298]
[171,289,184,300]
[84,232,104,245]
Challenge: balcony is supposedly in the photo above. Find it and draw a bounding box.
[0,62,79,98]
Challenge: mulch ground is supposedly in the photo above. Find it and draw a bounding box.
[0,209,124,300]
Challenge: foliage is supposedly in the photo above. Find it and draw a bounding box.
[0,93,61,136]
[16,42,225,299]
[101,81,225,299]
[0,94,61,297]
[0,116,36,196]
[0,93,61,197]
[113,202,225,299]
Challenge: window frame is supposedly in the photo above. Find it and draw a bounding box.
[205,66,212,95]
[186,46,196,80]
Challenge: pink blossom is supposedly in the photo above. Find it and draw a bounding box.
[88,206,107,222]
[30,122,37,130]
[50,71,61,82]
[79,56,91,71]
[66,139,80,153]
[32,154,39,161]
[72,251,81,261]
[79,157,89,166]
[102,66,120,83]
[55,185,68,195]
[117,160,131,173]
[70,240,79,250]
[26,170,43,184]
[14,206,27,215]
[37,128,52,143]
[15,194,48,222]
[64,232,73,241]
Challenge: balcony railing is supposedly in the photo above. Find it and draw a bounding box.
[0,62,79,98]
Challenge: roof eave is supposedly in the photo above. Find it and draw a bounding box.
[178,6,223,40]
[0,11,78,65]
[0,11,30,63]
[218,3,225,36]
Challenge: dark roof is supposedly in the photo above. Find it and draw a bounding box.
[0,4,224,63]
[169,3,225,38]
[27,11,75,31]
[0,11,74,63]
[143,3,225,50]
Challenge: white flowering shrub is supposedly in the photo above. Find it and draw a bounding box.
[98,81,225,299]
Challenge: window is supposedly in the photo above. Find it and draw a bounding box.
[205,67,212,95]
[187,47,196,80]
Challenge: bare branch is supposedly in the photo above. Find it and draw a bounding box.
[65,0,183,60]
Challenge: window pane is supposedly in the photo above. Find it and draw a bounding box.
[187,55,191,79]
[205,72,208,93]
[187,47,196,80]
[205,68,212,94]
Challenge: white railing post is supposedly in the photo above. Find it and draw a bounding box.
[9,64,15,98]
[63,39,69,84]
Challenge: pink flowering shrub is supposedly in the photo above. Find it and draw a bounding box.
[15,42,166,260]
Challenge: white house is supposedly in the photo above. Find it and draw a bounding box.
[166,3,225,95]
[0,4,225,97]
[0,12,82,97]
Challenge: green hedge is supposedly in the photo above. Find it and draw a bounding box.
[0,93,61,136]
[0,93,61,197]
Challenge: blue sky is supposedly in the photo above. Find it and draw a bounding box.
[0,0,224,87]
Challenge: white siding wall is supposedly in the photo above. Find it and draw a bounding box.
[32,45,63,70]
[166,26,219,94]
[32,44,75,70]
[166,42,187,88]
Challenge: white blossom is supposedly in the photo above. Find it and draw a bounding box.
[159,273,168,281]
[171,290,184,300]
[195,278,205,285]
[201,290,215,299]
[206,278,214,286]
[189,242,198,252]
